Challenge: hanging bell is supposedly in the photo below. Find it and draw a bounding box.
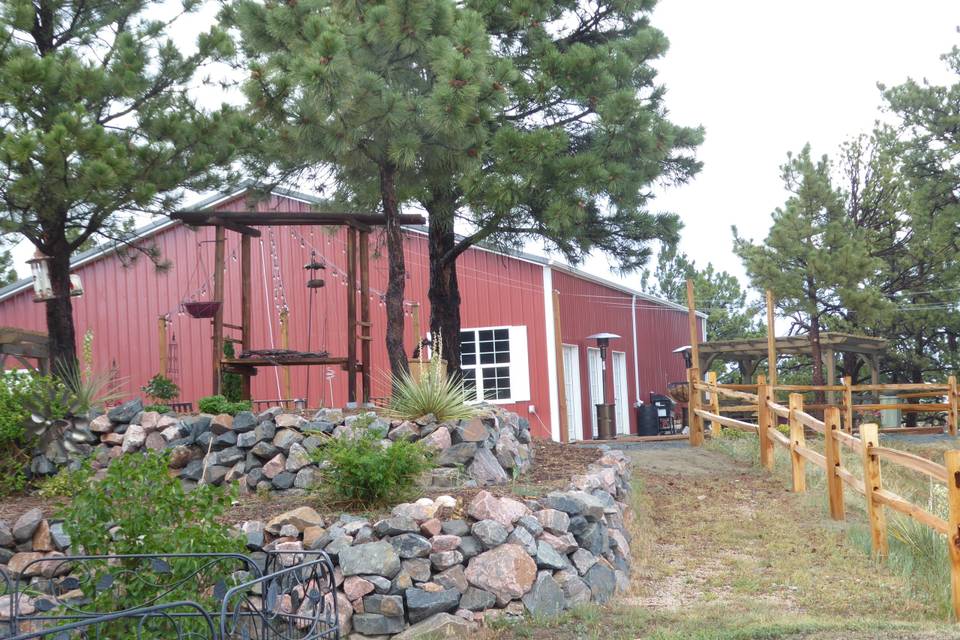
[304,260,325,271]
[306,279,326,289]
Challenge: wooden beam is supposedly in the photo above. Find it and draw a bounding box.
[706,371,721,437]
[158,317,168,376]
[766,289,777,386]
[686,279,700,370]
[944,450,960,620]
[211,225,225,396]
[688,366,704,447]
[861,423,888,559]
[823,406,845,521]
[359,230,372,405]
[757,375,774,471]
[346,226,358,406]
[788,393,806,493]
[208,218,261,237]
[240,233,252,400]
[553,289,569,442]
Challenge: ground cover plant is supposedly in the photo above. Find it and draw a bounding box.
[197,394,252,416]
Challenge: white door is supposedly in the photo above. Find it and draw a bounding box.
[612,351,629,435]
[587,347,603,438]
[562,345,583,442]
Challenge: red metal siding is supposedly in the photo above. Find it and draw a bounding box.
[0,193,553,438]
[553,269,703,439]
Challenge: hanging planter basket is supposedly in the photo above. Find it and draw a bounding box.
[183,301,222,319]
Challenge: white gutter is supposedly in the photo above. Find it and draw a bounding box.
[631,294,640,403]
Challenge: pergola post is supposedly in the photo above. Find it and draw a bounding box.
[359,228,372,405]
[346,225,358,406]
[240,233,252,400]
[824,347,836,406]
[211,225,225,396]
[765,289,777,386]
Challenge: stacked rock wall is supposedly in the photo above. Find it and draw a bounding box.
[1,447,633,638]
[31,401,534,493]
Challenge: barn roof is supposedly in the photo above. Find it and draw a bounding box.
[0,186,704,318]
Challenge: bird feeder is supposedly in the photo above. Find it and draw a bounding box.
[27,251,83,302]
[304,253,326,289]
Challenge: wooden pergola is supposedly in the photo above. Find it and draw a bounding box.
[171,208,425,406]
[0,327,49,373]
[695,332,888,388]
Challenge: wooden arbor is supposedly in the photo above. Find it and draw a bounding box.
[171,209,425,406]
[0,327,49,373]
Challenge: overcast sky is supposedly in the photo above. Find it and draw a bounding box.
[8,1,960,296]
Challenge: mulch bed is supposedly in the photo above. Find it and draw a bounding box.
[0,439,603,528]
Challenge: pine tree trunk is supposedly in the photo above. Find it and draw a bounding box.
[426,198,461,379]
[45,242,78,373]
[379,163,409,377]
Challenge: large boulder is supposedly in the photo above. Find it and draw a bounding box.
[339,541,401,578]
[107,399,142,424]
[522,573,565,617]
[464,544,536,606]
[394,612,477,639]
[266,507,324,534]
[404,587,460,623]
[467,491,530,528]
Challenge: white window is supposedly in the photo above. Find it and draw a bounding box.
[459,326,530,403]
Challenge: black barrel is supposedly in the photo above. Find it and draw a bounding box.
[637,404,660,436]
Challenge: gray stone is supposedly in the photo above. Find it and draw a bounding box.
[364,593,405,617]
[324,535,353,558]
[429,550,464,572]
[459,586,496,611]
[404,587,460,623]
[470,520,508,549]
[544,491,606,521]
[273,429,303,452]
[180,459,205,481]
[437,442,478,467]
[367,575,392,594]
[251,441,279,460]
[121,424,146,453]
[574,522,609,556]
[271,471,295,490]
[556,571,591,607]
[246,467,265,488]
[506,526,537,556]
[393,612,476,639]
[457,536,482,560]
[307,419,336,435]
[285,443,312,471]
[584,562,616,604]
[339,541,401,578]
[205,465,229,485]
[536,509,570,535]
[441,520,470,537]
[212,430,237,450]
[254,421,276,443]
[107,399,142,424]
[257,407,282,423]
[301,435,323,454]
[232,411,257,432]
[294,466,322,489]
[522,573,565,617]
[434,565,468,593]
[236,431,258,449]
[570,548,598,575]
[0,520,14,547]
[213,447,244,467]
[451,418,489,444]
[352,613,405,635]
[244,521,265,550]
[467,447,509,485]
[403,557,432,583]
[48,522,71,551]
[535,541,568,570]
[391,533,432,559]
[12,509,43,542]
[516,515,543,537]
[388,421,420,441]
[374,516,419,537]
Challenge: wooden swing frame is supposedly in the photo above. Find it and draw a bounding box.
[171,208,425,406]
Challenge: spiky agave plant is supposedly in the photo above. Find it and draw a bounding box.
[386,332,478,422]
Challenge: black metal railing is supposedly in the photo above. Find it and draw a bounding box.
[1,550,338,640]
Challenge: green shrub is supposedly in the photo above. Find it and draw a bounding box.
[314,431,435,505]
[198,394,251,415]
[143,403,172,413]
[386,346,477,422]
[58,451,244,637]
[221,342,244,402]
[141,373,179,403]
[37,463,92,498]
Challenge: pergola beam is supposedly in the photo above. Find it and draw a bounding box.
[173,210,426,228]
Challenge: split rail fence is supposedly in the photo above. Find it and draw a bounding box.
[685,367,960,619]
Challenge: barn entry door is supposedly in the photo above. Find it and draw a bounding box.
[586,347,603,438]
[612,351,629,435]
[562,345,583,442]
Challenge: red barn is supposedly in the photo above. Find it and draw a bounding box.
[0,188,704,441]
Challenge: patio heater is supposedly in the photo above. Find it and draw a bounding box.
[586,332,620,440]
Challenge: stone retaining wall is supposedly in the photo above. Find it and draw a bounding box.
[33,400,534,492]
[1,445,633,638]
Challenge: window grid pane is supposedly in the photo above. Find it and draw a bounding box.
[460,327,513,402]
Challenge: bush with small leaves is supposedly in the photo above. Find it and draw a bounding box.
[198,394,252,416]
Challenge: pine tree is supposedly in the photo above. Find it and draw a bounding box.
[227,0,509,376]
[0,0,242,370]
[421,0,703,376]
[0,243,16,287]
[734,145,889,391]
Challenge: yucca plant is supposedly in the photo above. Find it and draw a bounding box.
[386,332,478,422]
[55,360,127,415]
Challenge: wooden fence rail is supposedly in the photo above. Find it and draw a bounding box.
[688,372,960,620]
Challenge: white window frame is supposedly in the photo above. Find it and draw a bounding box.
[459,325,530,404]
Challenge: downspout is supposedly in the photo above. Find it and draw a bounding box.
[631,294,640,402]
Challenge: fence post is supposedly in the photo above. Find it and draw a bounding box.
[757,375,773,471]
[860,423,888,559]
[948,376,958,437]
[707,371,721,437]
[823,406,845,521]
[944,450,960,620]
[688,367,704,447]
[788,393,806,493]
[843,376,854,434]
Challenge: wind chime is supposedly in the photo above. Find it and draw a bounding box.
[304,250,326,404]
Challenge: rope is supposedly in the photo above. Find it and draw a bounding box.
[259,238,283,399]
